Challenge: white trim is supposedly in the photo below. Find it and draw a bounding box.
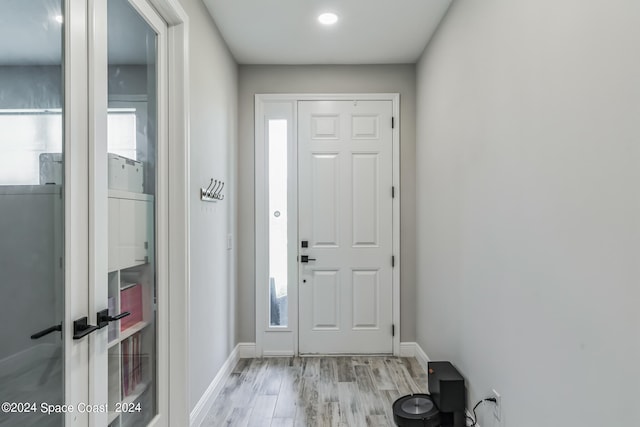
[126,0,191,425]
[189,345,241,427]
[399,342,431,368]
[87,0,109,425]
[161,2,191,426]
[255,93,401,357]
[413,342,431,373]
[237,342,257,359]
[254,98,265,357]
[64,1,90,425]
[263,350,295,357]
[256,93,400,102]
[254,100,298,357]
[399,342,417,358]
[391,94,401,356]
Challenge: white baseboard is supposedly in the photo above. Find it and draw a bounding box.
[399,342,417,357]
[413,342,430,372]
[262,350,294,357]
[237,342,256,358]
[240,344,291,358]
[190,344,240,427]
[399,342,430,373]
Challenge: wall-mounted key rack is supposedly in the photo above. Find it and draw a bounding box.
[200,178,225,202]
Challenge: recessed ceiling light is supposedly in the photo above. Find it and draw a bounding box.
[318,12,338,25]
[54,15,63,23]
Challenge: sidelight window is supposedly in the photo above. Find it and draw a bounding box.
[268,119,288,327]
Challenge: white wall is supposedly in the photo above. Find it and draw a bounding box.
[415,1,640,426]
[177,0,238,412]
[238,64,417,344]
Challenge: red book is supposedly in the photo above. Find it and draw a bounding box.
[120,284,143,331]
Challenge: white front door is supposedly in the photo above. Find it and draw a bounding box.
[298,100,394,354]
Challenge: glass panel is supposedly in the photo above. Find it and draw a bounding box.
[268,120,288,327]
[106,0,157,425]
[107,108,137,160]
[0,1,65,426]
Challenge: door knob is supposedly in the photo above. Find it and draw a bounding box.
[31,323,62,340]
[300,255,316,263]
[97,309,131,329]
[72,316,99,340]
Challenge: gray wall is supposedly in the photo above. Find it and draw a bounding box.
[178,0,238,412]
[238,65,417,343]
[0,65,146,109]
[415,1,640,426]
[0,66,61,108]
[108,65,147,97]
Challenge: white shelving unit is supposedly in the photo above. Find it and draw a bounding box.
[107,190,155,427]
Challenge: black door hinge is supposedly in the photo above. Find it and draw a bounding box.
[392,255,395,267]
[392,117,395,129]
[392,186,395,198]
[392,324,395,337]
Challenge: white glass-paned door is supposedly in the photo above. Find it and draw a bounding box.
[0,0,65,426]
[105,0,161,425]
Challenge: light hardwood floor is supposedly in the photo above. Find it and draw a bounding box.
[203,357,428,427]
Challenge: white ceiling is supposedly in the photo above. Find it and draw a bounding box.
[202,0,453,65]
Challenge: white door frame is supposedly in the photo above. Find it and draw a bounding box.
[146,1,191,425]
[255,93,401,357]
[65,2,91,424]
[64,0,190,425]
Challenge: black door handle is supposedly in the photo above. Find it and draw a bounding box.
[97,309,131,329]
[31,324,62,340]
[72,316,99,340]
[300,255,317,263]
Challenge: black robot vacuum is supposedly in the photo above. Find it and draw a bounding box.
[392,394,440,427]
[393,361,467,427]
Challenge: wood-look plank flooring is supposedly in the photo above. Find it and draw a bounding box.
[203,357,428,427]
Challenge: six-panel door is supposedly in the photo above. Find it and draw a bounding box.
[298,100,394,354]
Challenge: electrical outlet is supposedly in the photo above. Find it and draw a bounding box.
[492,389,501,421]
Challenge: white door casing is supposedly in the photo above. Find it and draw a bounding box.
[298,100,394,354]
[255,94,400,357]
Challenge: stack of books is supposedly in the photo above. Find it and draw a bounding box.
[121,332,143,397]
